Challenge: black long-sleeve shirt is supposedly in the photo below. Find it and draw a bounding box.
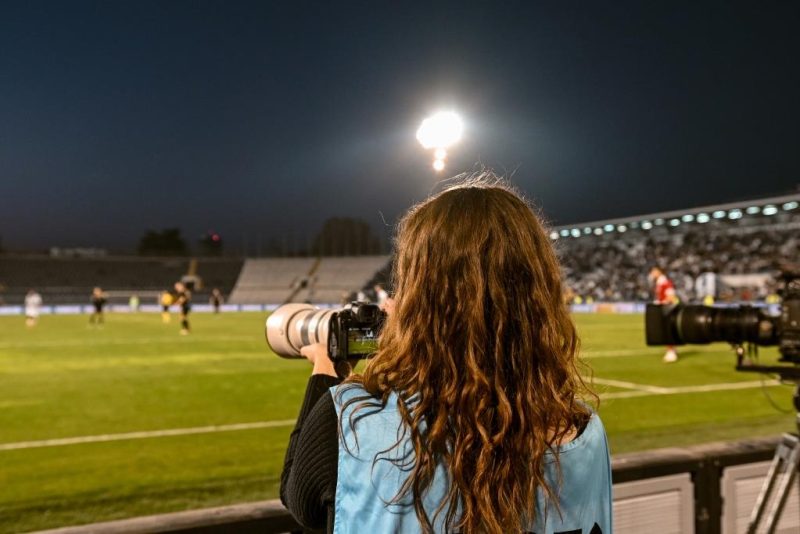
[281,374,342,533]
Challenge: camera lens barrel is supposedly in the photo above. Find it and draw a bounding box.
[675,305,777,345]
[265,303,334,358]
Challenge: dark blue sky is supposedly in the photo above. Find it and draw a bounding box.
[1,1,798,251]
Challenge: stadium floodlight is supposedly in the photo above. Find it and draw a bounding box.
[654,218,665,225]
[669,218,680,227]
[417,111,463,173]
[584,227,592,234]
[570,229,581,238]
[593,228,603,235]
[682,214,694,222]
[616,225,627,232]
[746,206,761,215]
[560,229,570,237]
[728,209,743,220]
[696,213,710,223]
[416,111,464,150]
[550,231,559,240]
[603,224,614,232]
[629,221,639,229]
[763,205,779,216]
[641,220,653,230]
[712,210,726,219]
[782,201,798,211]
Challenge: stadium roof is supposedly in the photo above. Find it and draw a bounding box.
[551,192,800,239]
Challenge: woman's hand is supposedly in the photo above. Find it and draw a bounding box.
[299,343,360,379]
[299,343,338,377]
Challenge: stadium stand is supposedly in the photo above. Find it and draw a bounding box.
[4,195,795,307]
[227,258,316,305]
[227,256,391,305]
[556,195,800,302]
[350,194,799,304]
[0,256,243,305]
[304,255,390,304]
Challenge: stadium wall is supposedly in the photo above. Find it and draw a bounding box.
[34,436,796,534]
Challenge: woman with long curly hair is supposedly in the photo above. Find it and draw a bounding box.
[281,176,612,533]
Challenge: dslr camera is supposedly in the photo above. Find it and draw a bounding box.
[265,301,386,361]
[646,268,800,364]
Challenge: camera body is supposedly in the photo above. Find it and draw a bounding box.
[265,301,386,361]
[327,302,385,360]
[645,269,800,363]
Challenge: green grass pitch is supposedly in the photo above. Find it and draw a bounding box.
[0,311,795,532]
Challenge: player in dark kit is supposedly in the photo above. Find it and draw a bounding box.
[89,287,108,326]
[173,282,192,335]
[209,288,223,314]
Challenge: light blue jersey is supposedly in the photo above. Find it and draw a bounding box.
[332,384,612,534]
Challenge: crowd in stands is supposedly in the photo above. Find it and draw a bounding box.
[559,206,799,302]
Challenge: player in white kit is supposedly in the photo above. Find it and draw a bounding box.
[25,289,42,327]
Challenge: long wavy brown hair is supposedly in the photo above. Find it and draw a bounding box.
[341,174,595,533]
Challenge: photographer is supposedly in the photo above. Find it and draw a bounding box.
[281,178,612,534]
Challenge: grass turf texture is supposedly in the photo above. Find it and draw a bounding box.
[0,312,794,532]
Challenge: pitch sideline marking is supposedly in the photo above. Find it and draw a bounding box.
[0,420,297,452]
[601,379,781,400]
[588,377,670,394]
[0,380,786,452]
[581,348,723,358]
[0,335,257,350]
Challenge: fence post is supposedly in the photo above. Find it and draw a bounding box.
[693,458,723,534]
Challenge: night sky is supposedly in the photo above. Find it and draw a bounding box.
[1,1,798,252]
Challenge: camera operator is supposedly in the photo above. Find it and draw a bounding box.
[280,178,612,534]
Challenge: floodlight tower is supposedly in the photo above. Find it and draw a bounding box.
[416,111,464,172]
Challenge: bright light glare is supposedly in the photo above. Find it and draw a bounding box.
[416,111,464,149]
[434,148,447,160]
[697,213,710,223]
[432,159,445,172]
[782,202,798,211]
[641,221,653,230]
[550,231,559,240]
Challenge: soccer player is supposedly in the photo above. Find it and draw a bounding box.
[89,287,108,326]
[649,266,679,363]
[173,282,192,335]
[209,288,223,313]
[24,289,42,327]
[160,290,173,323]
